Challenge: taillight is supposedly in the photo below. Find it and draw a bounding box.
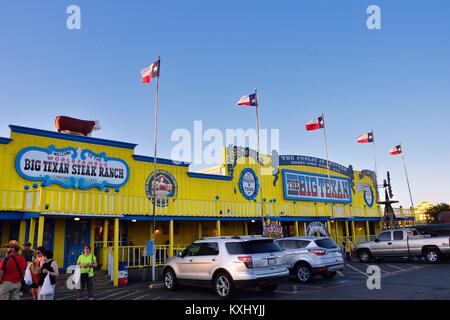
[238,256,253,268]
[308,249,326,256]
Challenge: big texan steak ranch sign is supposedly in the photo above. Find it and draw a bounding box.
[16,145,129,190]
[282,169,351,204]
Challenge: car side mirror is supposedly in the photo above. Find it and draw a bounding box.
[177,252,183,257]
[374,238,380,243]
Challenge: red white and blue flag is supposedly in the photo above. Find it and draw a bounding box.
[305,116,324,131]
[357,132,374,144]
[237,94,258,107]
[141,58,160,84]
[389,145,402,155]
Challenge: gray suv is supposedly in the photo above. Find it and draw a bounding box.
[275,236,344,283]
[163,236,289,298]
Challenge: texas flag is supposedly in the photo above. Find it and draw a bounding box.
[305,116,324,131]
[237,94,258,107]
[389,145,402,155]
[357,132,374,144]
[141,58,160,84]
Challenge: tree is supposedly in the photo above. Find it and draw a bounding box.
[424,203,450,223]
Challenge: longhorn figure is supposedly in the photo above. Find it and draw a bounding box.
[55,116,101,137]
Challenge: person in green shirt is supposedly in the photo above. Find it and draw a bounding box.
[76,244,97,300]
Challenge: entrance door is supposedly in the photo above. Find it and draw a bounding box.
[65,219,90,267]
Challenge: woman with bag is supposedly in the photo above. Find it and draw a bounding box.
[37,250,58,300]
[29,247,45,300]
[76,244,97,300]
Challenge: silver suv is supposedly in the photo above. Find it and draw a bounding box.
[275,236,344,283]
[163,236,289,298]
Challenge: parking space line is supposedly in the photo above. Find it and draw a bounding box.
[98,290,131,300]
[386,264,405,270]
[345,264,368,277]
[337,271,344,276]
[113,291,141,300]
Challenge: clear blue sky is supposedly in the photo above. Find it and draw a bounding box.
[1,0,449,207]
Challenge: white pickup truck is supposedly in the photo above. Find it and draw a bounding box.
[354,228,450,264]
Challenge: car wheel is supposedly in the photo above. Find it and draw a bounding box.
[163,268,178,291]
[321,271,337,280]
[424,248,441,264]
[295,263,313,283]
[214,273,233,299]
[358,249,372,263]
[259,284,278,293]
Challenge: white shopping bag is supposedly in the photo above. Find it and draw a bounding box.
[39,273,54,296]
[73,265,81,285]
[24,267,33,286]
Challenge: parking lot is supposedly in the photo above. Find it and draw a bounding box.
[35,259,450,300]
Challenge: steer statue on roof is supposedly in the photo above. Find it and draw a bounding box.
[55,116,101,137]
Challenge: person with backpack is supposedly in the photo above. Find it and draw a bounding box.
[0,240,27,300]
[76,244,97,300]
[37,250,59,300]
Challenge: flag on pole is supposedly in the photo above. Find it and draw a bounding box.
[141,58,160,84]
[389,145,402,155]
[236,94,258,107]
[305,116,324,131]
[357,132,374,144]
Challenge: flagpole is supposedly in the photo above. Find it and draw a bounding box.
[372,130,380,201]
[321,113,335,234]
[400,144,415,214]
[254,88,265,233]
[151,56,160,283]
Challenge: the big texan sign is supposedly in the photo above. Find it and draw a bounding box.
[16,145,129,190]
[282,169,351,204]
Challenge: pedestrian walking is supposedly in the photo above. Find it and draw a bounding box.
[76,244,97,300]
[37,250,58,300]
[21,242,34,264]
[341,240,352,263]
[0,240,27,300]
[29,247,45,300]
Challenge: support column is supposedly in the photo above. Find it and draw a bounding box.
[90,219,96,252]
[113,218,119,287]
[379,220,383,232]
[216,220,221,237]
[37,215,45,247]
[19,220,27,245]
[28,218,36,248]
[294,221,299,237]
[326,221,332,238]
[244,221,248,236]
[303,223,307,236]
[198,222,202,239]
[168,220,174,258]
[365,221,371,241]
[102,220,109,271]
[335,221,340,243]
[345,220,350,249]
[351,220,356,244]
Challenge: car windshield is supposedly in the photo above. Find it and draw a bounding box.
[314,238,338,249]
[225,239,282,254]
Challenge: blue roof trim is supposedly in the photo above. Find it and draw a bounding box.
[9,125,137,150]
[0,137,12,144]
[187,172,233,181]
[133,155,190,167]
[0,212,24,220]
[274,216,331,222]
[120,215,259,221]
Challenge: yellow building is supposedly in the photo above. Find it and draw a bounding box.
[0,125,386,284]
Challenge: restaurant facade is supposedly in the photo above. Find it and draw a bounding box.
[0,124,413,285]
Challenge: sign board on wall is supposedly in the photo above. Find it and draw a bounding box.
[15,145,129,190]
[238,168,259,200]
[279,155,353,178]
[282,169,352,204]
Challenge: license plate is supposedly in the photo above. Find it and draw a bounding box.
[268,258,276,265]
